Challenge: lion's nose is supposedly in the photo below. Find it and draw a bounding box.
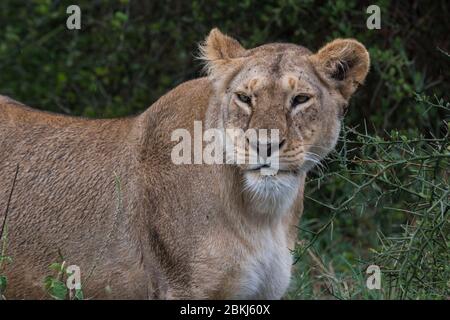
[257,142,271,158]
[251,139,286,158]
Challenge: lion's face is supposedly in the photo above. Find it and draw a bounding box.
[201,29,369,213]
[221,51,342,174]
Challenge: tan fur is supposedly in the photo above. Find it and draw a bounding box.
[0,29,369,299]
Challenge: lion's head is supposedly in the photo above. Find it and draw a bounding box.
[201,28,370,214]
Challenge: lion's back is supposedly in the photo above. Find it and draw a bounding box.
[0,77,214,298]
[0,96,140,298]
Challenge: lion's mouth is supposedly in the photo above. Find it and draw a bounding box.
[245,164,301,176]
[247,164,271,171]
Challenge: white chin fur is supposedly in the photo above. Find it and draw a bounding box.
[243,172,301,215]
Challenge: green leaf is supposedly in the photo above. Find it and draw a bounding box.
[49,262,63,272]
[0,256,12,264]
[0,275,7,293]
[49,279,68,300]
[74,288,84,300]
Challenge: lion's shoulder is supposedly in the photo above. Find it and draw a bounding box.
[147,77,213,122]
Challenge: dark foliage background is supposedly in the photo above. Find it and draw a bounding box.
[0,0,448,125]
[0,0,448,299]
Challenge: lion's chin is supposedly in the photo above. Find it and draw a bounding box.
[242,170,301,216]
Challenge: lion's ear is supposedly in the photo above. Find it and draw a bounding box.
[199,28,246,74]
[310,39,370,100]
[200,28,245,61]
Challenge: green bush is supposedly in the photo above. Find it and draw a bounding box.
[289,95,449,299]
[0,1,448,125]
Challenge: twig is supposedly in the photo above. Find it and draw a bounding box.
[0,165,19,242]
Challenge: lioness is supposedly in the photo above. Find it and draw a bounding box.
[0,29,369,299]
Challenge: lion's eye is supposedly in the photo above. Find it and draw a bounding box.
[236,93,252,104]
[291,95,310,108]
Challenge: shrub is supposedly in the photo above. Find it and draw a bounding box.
[290,94,449,299]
